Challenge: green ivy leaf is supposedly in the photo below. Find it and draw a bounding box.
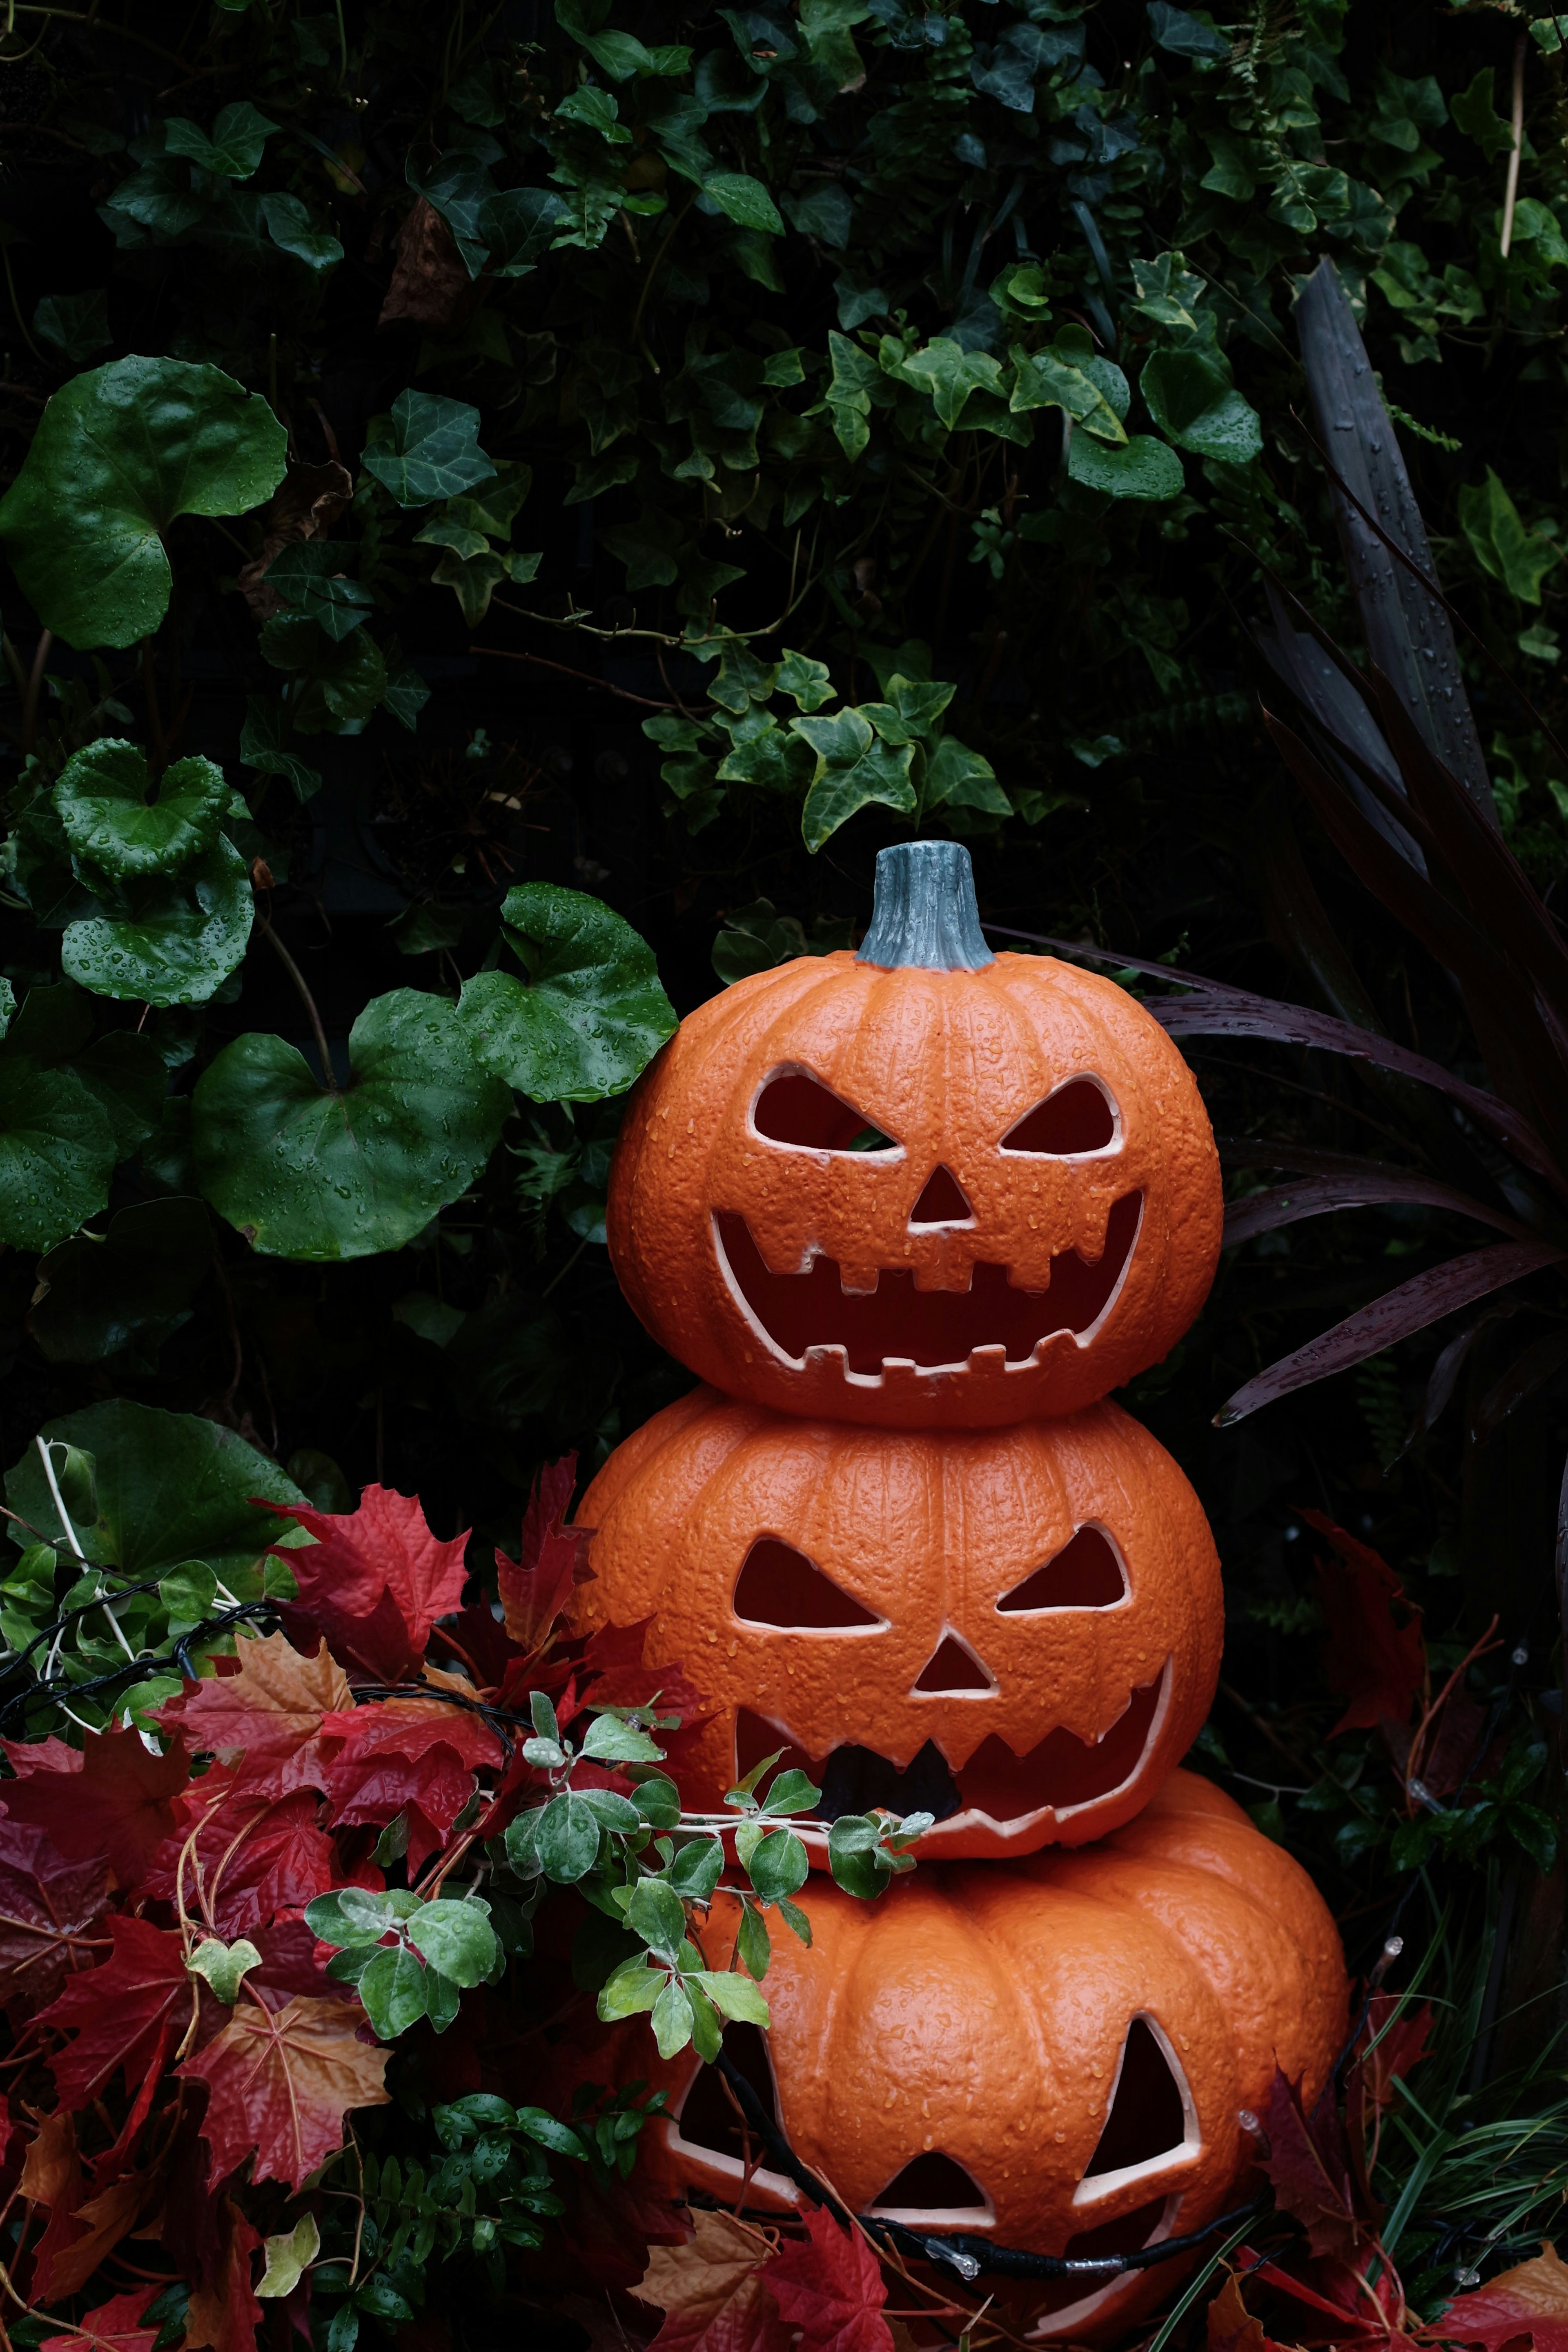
[192,989,511,1260]
[259,191,344,270]
[240,697,322,803]
[793,708,917,851]
[163,101,279,180]
[62,836,254,1007]
[1067,431,1184,501]
[0,356,287,650]
[457,883,675,1102]
[1140,347,1262,463]
[56,741,227,879]
[187,1935,263,2003]
[702,172,783,233]
[361,390,498,508]
[265,544,374,640]
[33,290,111,366]
[1458,468,1561,604]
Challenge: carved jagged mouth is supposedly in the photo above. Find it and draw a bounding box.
[737,1661,1169,1830]
[713,1195,1143,1378]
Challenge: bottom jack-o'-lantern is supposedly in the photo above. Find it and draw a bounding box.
[572,1385,1223,1859]
[621,1773,1347,2346]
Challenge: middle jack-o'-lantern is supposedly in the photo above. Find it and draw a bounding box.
[607,839,1223,1429]
[572,1383,1223,1860]
[610,1772,1348,2347]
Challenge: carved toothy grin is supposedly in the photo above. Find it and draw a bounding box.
[712,1193,1143,1379]
[737,1658,1171,1837]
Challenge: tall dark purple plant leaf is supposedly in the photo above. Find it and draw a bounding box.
[981,923,1558,1177]
[1294,257,1494,820]
[1224,1170,1535,1252]
[1216,1242,1564,1427]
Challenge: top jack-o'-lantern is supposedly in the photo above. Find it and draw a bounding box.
[609,841,1223,1427]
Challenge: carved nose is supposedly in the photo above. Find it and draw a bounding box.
[913,1630,994,1694]
[909,1165,973,1226]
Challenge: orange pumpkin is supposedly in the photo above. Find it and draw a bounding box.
[607,841,1221,1429]
[573,1383,1223,1859]
[631,1772,1347,2345]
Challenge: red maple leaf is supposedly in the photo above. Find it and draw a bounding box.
[179,1990,390,2191]
[40,2287,160,2352]
[636,2211,788,2352]
[0,1728,189,1890]
[1259,2067,1367,2265]
[496,1453,585,1650]
[577,1618,706,1721]
[35,1914,189,2113]
[1302,1509,1425,1737]
[764,2209,893,2352]
[1348,1994,1431,2128]
[316,1691,503,1871]
[156,1629,352,1769]
[1435,2243,1568,2350]
[140,1783,339,1939]
[0,1817,109,2021]
[257,1485,470,1681]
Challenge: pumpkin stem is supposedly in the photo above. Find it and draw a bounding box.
[856,840,995,972]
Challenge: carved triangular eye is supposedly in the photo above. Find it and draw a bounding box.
[909,1165,973,1224]
[913,1630,994,1694]
[753,1069,897,1152]
[1002,1078,1117,1154]
[675,2021,778,2159]
[1081,2019,1188,2186]
[998,1527,1127,1612]
[733,1539,882,1630]
[873,2152,990,2214]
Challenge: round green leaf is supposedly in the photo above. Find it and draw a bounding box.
[358,1944,431,2039]
[62,836,254,1007]
[457,884,676,1102]
[1140,347,1262,463]
[192,987,511,1260]
[0,355,287,650]
[0,1058,117,1251]
[56,740,227,879]
[407,1899,499,1987]
[5,1397,307,1582]
[1067,430,1185,501]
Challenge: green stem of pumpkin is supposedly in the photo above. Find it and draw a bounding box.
[259,911,337,1095]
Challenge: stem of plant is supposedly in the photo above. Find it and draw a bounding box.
[19,628,48,757]
[1500,34,1526,259]
[259,912,336,1093]
[140,637,167,771]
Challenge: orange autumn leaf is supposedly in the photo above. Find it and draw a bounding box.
[156,1629,351,1762]
[635,2210,788,2352]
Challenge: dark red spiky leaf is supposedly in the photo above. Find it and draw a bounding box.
[40,2286,161,2352]
[497,1453,584,1650]
[0,1729,189,1890]
[139,1783,339,1939]
[0,1817,109,2022]
[257,1485,470,1681]
[35,1915,189,2113]
[1301,1510,1425,1736]
[764,2209,894,2352]
[316,1688,503,1870]
[1259,2067,1366,2264]
[1348,1993,1432,2127]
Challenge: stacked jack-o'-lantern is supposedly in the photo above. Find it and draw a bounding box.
[577,842,1348,2345]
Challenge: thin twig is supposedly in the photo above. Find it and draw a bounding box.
[470,642,676,711]
[1501,35,1527,259]
[258,910,336,1092]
